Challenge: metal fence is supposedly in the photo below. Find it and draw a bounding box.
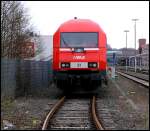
[129,53,149,70]
[1,59,17,99]
[116,53,149,73]
[1,58,53,99]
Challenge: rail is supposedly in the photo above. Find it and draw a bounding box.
[42,96,65,130]
[116,71,149,87]
[92,96,104,130]
[42,96,104,130]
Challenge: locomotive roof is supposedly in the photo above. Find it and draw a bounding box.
[55,19,105,33]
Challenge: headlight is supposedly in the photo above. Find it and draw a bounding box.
[88,62,97,68]
[62,63,65,67]
[93,63,97,67]
[61,62,70,68]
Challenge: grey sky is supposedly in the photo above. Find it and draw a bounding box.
[22,1,149,49]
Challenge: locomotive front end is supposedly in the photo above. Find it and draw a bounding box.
[53,19,107,91]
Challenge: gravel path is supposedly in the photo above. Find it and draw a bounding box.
[97,75,149,130]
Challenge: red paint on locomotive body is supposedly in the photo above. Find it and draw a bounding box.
[53,19,107,71]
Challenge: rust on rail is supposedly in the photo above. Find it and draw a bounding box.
[92,96,104,130]
[42,96,65,130]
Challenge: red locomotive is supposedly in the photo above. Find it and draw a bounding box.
[53,18,107,91]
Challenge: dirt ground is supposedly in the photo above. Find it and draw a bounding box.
[1,75,149,130]
[1,84,62,130]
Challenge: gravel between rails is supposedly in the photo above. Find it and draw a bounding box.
[48,98,96,130]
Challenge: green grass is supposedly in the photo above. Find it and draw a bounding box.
[144,113,149,129]
[1,98,14,110]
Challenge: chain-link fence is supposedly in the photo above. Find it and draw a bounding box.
[1,58,53,99]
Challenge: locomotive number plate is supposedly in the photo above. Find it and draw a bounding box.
[70,62,88,68]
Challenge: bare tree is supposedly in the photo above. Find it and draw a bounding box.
[1,1,33,58]
[34,35,44,56]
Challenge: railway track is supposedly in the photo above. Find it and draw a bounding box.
[116,71,149,87]
[42,96,104,130]
[116,69,149,82]
[116,67,149,75]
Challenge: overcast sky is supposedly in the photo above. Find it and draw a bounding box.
[22,1,149,49]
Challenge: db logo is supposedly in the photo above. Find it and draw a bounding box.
[73,56,85,59]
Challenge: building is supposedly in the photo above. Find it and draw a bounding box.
[20,42,35,58]
[138,38,146,54]
[142,44,149,54]
[26,35,53,61]
[119,48,138,57]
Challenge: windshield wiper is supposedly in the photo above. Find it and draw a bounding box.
[62,37,70,48]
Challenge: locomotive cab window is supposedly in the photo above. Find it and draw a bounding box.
[61,32,98,48]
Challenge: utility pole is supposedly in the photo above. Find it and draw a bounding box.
[124,30,129,72]
[132,19,139,72]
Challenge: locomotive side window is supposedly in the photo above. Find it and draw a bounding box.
[61,32,98,48]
